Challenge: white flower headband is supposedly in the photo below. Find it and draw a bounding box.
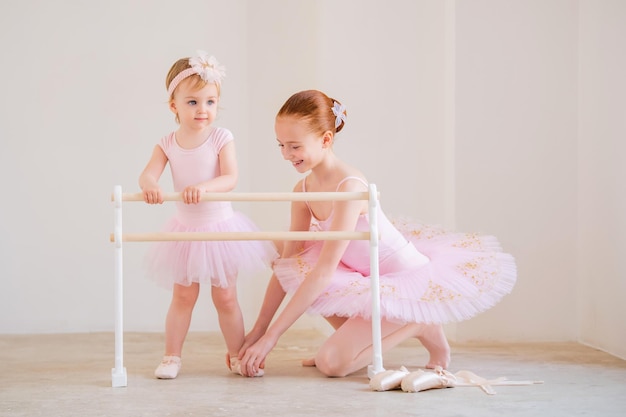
[167,50,226,97]
[331,101,347,129]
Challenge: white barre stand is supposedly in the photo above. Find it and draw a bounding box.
[110,185,384,387]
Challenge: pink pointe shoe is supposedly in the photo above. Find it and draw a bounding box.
[400,366,456,393]
[369,366,410,391]
[154,355,182,379]
[230,357,264,377]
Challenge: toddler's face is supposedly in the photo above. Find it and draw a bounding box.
[170,80,219,129]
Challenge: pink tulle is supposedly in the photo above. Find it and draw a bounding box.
[273,216,517,325]
[144,212,278,289]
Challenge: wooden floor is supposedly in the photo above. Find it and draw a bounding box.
[1,330,625,416]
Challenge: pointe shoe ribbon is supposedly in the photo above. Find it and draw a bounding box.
[369,366,410,391]
[453,370,544,395]
[453,370,503,395]
[401,366,456,393]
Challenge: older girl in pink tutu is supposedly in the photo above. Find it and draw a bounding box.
[139,51,277,379]
[237,90,516,377]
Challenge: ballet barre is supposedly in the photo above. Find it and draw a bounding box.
[112,231,371,242]
[110,185,383,387]
[118,191,374,202]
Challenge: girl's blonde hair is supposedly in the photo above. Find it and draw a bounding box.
[165,58,222,101]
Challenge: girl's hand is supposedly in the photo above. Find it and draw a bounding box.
[182,185,203,204]
[238,327,266,359]
[239,334,277,377]
[142,186,163,204]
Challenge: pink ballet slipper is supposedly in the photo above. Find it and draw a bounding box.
[230,357,264,377]
[369,366,410,391]
[400,366,456,393]
[154,355,181,379]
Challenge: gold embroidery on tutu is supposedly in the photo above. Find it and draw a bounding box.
[391,219,446,240]
[457,255,499,289]
[421,281,462,302]
[323,280,368,297]
[296,254,312,277]
[451,233,484,250]
[421,253,499,302]
[380,283,397,295]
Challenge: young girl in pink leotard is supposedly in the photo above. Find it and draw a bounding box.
[237,89,517,378]
[139,51,277,379]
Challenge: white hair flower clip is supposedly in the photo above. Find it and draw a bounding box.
[331,101,347,129]
[189,50,226,85]
[167,50,226,96]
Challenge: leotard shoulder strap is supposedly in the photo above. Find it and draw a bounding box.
[335,176,368,191]
[301,178,315,219]
[301,176,368,222]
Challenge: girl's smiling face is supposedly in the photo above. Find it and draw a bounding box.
[275,116,328,173]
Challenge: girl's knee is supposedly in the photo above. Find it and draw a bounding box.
[171,284,199,307]
[211,286,239,312]
[315,345,350,377]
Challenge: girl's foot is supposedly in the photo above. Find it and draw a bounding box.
[230,357,264,377]
[154,355,181,379]
[301,357,316,367]
[416,325,451,369]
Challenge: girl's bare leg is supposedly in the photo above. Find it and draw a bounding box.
[313,317,450,377]
[164,283,200,356]
[415,324,451,369]
[301,358,317,367]
[211,282,245,358]
[302,315,348,367]
[324,315,349,330]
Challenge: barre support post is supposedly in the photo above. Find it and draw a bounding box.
[111,185,127,387]
[367,183,384,377]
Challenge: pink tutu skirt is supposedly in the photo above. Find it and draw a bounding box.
[144,210,278,289]
[273,218,516,324]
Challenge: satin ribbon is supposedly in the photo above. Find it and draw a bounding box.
[453,369,544,395]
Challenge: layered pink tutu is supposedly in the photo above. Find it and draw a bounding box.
[145,205,278,289]
[273,214,516,325]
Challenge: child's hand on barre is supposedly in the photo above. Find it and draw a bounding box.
[142,185,163,205]
[182,185,203,204]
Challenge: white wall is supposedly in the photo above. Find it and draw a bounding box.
[578,0,626,359]
[0,0,624,359]
[454,0,580,341]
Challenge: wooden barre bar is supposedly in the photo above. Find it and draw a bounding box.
[114,191,376,202]
[110,231,370,242]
